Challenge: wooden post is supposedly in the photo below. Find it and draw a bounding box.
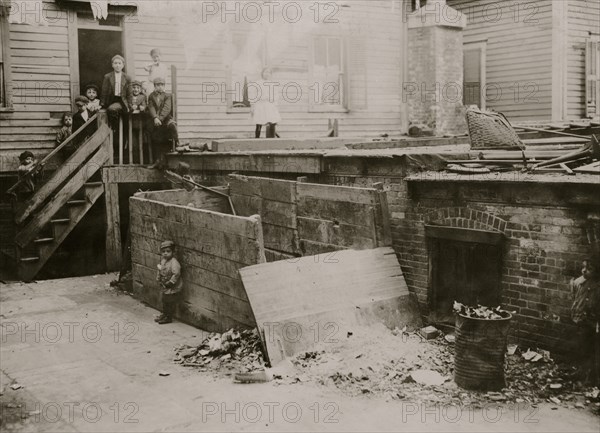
[104,182,123,271]
[128,114,134,165]
[118,117,124,165]
[148,135,153,165]
[138,121,144,165]
[171,65,177,152]
[98,111,113,163]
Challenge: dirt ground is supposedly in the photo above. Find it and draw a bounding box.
[1,274,599,432]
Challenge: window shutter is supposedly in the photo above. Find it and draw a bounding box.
[463,48,482,107]
[346,36,367,111]
[586,40,600,118]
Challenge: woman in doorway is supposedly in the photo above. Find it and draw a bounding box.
[251,67,281,139]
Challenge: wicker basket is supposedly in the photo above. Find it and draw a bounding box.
[466,108,525,150]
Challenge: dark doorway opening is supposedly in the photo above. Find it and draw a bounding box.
[426,225,503,323]
[78,28,123,96]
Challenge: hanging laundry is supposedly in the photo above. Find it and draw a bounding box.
[90,0,109,20]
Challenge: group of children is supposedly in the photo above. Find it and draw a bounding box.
[55,49,178,168]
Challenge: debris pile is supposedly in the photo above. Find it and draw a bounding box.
[173,328,265,373]
[453,301,513,319]
[286,323,600,411]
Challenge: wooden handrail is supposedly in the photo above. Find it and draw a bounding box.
[6,112,101,196]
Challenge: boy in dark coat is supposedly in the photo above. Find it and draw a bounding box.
[147,77,179,168]
[100,54,131,126]
[72,95,91,133]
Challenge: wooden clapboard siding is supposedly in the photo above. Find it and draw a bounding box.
[566,0,600,119]
[449,0,554,121]
[1,0,72,171]
[130,1,406,141]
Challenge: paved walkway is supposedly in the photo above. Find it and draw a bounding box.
[1,275,598,432]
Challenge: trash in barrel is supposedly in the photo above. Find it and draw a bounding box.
[453,302,513,391]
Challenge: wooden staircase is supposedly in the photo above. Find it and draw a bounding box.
[9,113,112,281]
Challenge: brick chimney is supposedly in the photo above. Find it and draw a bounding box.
[405,0,467,136]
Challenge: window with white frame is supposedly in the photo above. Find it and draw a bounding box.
[463,42,486,109]
[228,32,266,110]
[586,38,600,118]
[311,36,345,108]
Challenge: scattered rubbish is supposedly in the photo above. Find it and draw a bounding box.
[486,392,507,401]
[419,326,440,340]
[522,349,543,362]
[158,371,170,376]
[453,302,513,319]
[584,388,599,399]
[549,396,561,405]
[507,344,518,355]
[550,384,563,390]
[410,370,446,386]
[234,370,272,384]
[10,384,22,390]
[444,334,456,344]
[174,328,265,374]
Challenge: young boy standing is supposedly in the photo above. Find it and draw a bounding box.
[148,77,179,168]
[56,113,73,146]
[143,48,168,95]
[155,240,182,324]
[16,151,41,200]
[571,258,600,384]
[72,95,91,133]
[84,84,102,113]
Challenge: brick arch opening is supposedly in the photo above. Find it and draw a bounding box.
[423,207,509,234]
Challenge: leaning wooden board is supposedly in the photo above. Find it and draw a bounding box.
[239,247,423,365]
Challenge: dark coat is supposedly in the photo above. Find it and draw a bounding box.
[72,109,92,133]
[147,91,174,123]
[100,71,131,110]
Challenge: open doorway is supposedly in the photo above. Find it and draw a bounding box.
[78,28,123,95]
[426,225,503,323]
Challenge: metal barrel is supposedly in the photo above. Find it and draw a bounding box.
[454,313,512,391]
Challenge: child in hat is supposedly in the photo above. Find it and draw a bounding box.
[148,76,180,168]
[72,95,92,133]
[144,48,168,95]
[155,240,182,324]
[84,84,101,113]
[16,151,42,200]
[128,80,147,114]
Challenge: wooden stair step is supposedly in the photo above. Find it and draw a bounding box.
[84,182,103,187]
[66,200,87,206]
[50,218,70,224]
[33,238,54,244]
[20,257,40,263]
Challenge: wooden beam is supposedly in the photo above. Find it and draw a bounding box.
[212,137,368,152]
[105,182,122,271]
[101,166,166,184]
[167,154,323,174]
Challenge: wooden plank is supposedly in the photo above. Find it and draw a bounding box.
[373,184,393,247]
[16,145,109,248]
[101,166,167,183]
[300,239,346,256]
[105,182,122,271]
[230,194,262,217]
[129,212,262,266]
[212,137,365,152]
[265,248,298,263]
[574,161,600,174]
[15,131,106,224]
[229,175,297,203]
[297,182,377,205]
[167,154,323,174]
[130,197,256,239]
[298,217,378,249]
[262,223,299,255]
[297,196,376,227]
[239,247,422,365]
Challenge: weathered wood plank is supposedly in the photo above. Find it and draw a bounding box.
[239,247,420,364]
[129,212,262,265]
[16,130,107,224]
[105,182,122,271]
[265,248,298,263]
[373,184,393,247]
[167,154,323,174]
[213,138,372,152]
[297,182,377,205]
[262,223,299,255]
[101,166,167,183]
[16,145,109,248]
[297,196,376,227]
[229,174,298,203]
[130,197,257,239]
[298,217,378,249]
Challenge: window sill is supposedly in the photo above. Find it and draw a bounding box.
[308,105,349,114]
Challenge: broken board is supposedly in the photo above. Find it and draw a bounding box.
[239,247,422,365]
